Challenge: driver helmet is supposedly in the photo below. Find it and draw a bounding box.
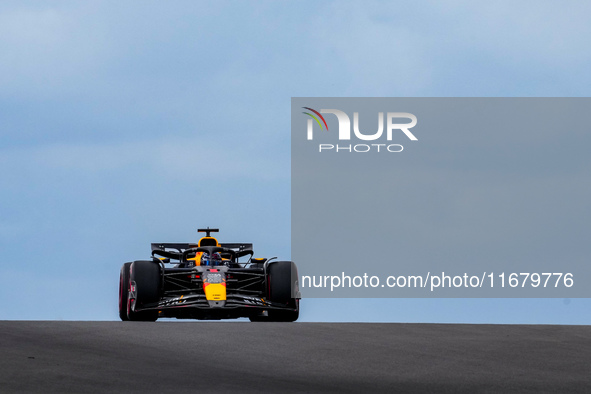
[201,252,223,266]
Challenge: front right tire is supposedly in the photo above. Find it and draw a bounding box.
[119,260,161,322]
[119,262,132,321]
[129,260,161,321]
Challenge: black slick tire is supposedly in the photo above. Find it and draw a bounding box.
[250,261,299,322]
[128,260,161,322]
[119,262,132,321]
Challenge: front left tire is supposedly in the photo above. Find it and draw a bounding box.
[249,261,300,322]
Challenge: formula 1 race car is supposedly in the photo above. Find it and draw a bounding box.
[118,228,300,322]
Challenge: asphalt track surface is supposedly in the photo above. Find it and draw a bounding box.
[1,322,590,393]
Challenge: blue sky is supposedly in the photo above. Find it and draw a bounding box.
[0,1,589,323]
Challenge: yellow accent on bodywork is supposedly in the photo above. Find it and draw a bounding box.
[186,251,203,266]
[204,283,226,301]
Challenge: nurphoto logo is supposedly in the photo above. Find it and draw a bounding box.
[302,107,418,153]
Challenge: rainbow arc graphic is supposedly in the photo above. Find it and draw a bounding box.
[302,107,329,131]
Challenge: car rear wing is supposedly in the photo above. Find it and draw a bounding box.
[151,243,253,253]
[151,242,254,264]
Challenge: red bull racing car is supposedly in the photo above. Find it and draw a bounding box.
[118,228,300,322]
